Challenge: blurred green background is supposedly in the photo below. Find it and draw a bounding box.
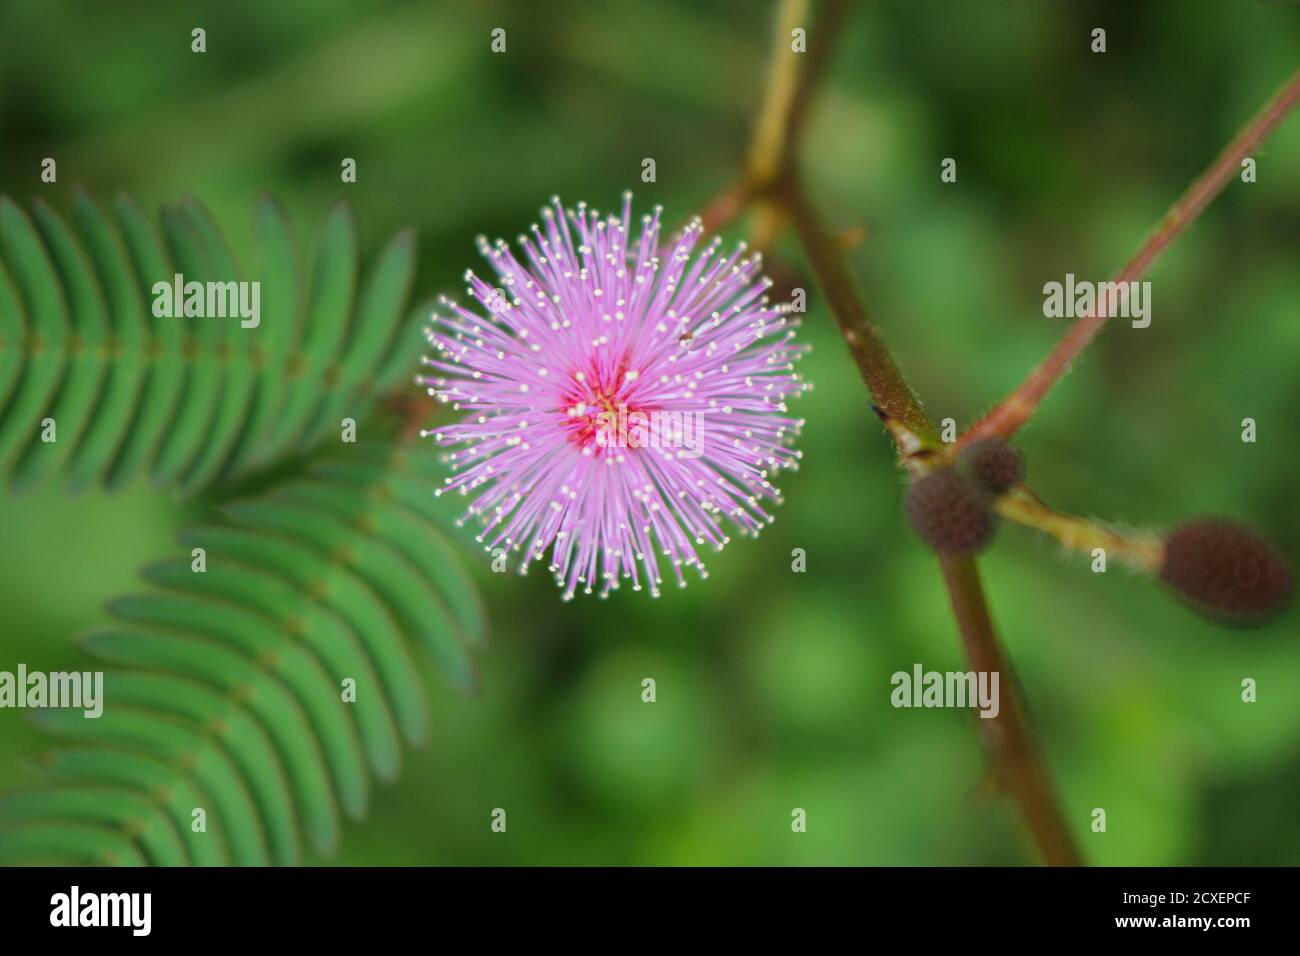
[1,0,1297,865]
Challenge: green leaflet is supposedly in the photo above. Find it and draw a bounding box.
[9,200,110,491]
[0,191,486,867]
[264,202,358,454]
[28,707,271,866]
[0,445,485,866]
[0,198,70,475]
[64,191,150,493]
[0,822,148,867]
[0,787,189,867]
[0,194,420,495]
[33,749,228,866]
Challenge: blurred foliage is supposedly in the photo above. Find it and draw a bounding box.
[0,0,1297,864]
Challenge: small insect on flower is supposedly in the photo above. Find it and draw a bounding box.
[420,194,809,599]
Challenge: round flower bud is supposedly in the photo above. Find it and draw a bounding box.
[956,438,1024,494]
[904,468,995,554]
[1160,519,1293,624]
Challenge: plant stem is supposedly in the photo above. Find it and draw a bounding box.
[937,555,1082,866]
[741,0,1083,865]
[782,181,937,447]
[786,174,1082,865]
[696,180,753,234]
[960,66,1300,447]
[746,0,854,190]
[746,0,810,187]
[995,486,1164,572]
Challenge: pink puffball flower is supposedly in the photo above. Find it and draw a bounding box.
[420,194,809,599]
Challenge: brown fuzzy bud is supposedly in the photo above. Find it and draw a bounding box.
[957,438,1024,494]
[904,468,995,554]
[1160,519,1293,625]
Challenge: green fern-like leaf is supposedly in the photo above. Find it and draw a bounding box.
[0,444,486,866]
[0,192,422,496]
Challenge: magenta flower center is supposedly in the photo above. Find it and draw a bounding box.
[558,358,657,453]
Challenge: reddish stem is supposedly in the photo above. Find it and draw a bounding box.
[938,555,1082,866]
[960,66,1300,448]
